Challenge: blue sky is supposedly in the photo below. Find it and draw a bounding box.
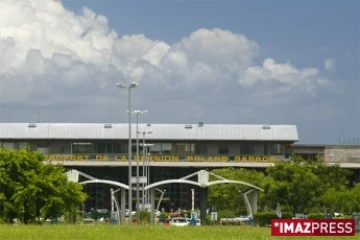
[0,0,359,144]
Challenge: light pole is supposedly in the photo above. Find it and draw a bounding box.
[116,82,138,225]
[132,110,148,223]
[141,131,152,206]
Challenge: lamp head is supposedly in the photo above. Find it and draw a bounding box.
[116,83,126,88]
[130,82,138,88]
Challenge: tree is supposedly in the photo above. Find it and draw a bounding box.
[264,162,353,215]
[208,168,267,215]
[0,147,87,224]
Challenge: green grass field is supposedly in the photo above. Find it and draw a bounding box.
[0,225,358,240]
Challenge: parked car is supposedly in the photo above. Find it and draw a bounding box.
[234,215,250,222]
[169,217,189,227]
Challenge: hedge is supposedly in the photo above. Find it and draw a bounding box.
[253,212,293,227]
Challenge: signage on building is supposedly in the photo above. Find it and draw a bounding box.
[46,154,277,162]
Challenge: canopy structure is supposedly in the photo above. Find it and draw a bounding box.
[66,169,263,225]
[66,169,128,225]
[144,170,263,224]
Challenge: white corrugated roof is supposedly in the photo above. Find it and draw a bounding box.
[0,123,298,141]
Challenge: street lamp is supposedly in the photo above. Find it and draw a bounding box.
[116,82,138,225]
[140,130,152,206]
[132,110,148,223]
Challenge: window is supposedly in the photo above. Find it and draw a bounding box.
[161,143,172,154]
[174,143,194,155]
[218,143,229,155]
[264,143,284,155]
[2,142,15,149]
[113,142,128,154]
[96,142,113,153]
[195,143,207,155]
[72,142,95,153]
[149,143,161,155]
[240,143,254,155]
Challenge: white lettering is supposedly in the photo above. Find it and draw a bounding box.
[303,222,311,233]
[337,222,345,234]
[320,222,328,233]
[284,223,294,233]
[329,222,336,233]
[312,222,320,232]
[344,222,353,233]
[294,223,304,233]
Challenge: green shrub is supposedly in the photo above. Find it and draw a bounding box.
[140,211,150,224]
[281,212,293,219]
[253,212,277,227]
[307,213,325,219]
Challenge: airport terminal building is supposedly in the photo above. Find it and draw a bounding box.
[1,123,359,212]
[0,122,298,212]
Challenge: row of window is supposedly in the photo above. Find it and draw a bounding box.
[0,141,285,155]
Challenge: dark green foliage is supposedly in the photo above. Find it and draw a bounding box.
[0,148,87,224]
[208,162,358,218]
[307,213,326,219]
[140,210,150,223]
[281,212,293,219]
[253,212,278,226]
[217,209,236,219]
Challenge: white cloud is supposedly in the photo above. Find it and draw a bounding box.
[239,58,328,94]
[0,0,333,107]
[324,58,336,72]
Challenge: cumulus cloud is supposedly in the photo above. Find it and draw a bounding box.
[0,0,332,108]
[239,58,329,94]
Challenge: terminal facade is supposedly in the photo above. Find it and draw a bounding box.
[1,122,359,212]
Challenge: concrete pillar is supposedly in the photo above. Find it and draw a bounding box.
[150,188,155,225]
[199,187,208,224]
[249,189,258,215]
[120,188,126,225]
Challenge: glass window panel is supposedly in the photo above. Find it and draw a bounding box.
[96,142,113,153]
[161,143,172,154]
[195,143,207,155]
[271,144,284,155]
[72,142,95,153]
[113,142,128,154]
[2,142,14,149]
[150,143,161,155]
[37,147,49,154]
[18,142,27,150]
[218,143,229,155]
[240,143,254,155]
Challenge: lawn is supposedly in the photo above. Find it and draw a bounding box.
[0,224,357,240]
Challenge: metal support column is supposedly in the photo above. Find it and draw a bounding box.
[199,187,207,224]
[249,189,258,215]
[150,188,155,225]
[120,188,126,224]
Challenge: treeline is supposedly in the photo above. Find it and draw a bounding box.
[208,161,360,218]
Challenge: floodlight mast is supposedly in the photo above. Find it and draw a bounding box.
[116,82,138,225]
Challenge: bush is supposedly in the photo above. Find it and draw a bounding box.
[281,212,293,219]
[307,213,325,219]
[253,212,277,227]
[140,211,150,224]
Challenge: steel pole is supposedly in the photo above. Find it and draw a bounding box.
[136,115,140,222]
[127,87,132,225]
